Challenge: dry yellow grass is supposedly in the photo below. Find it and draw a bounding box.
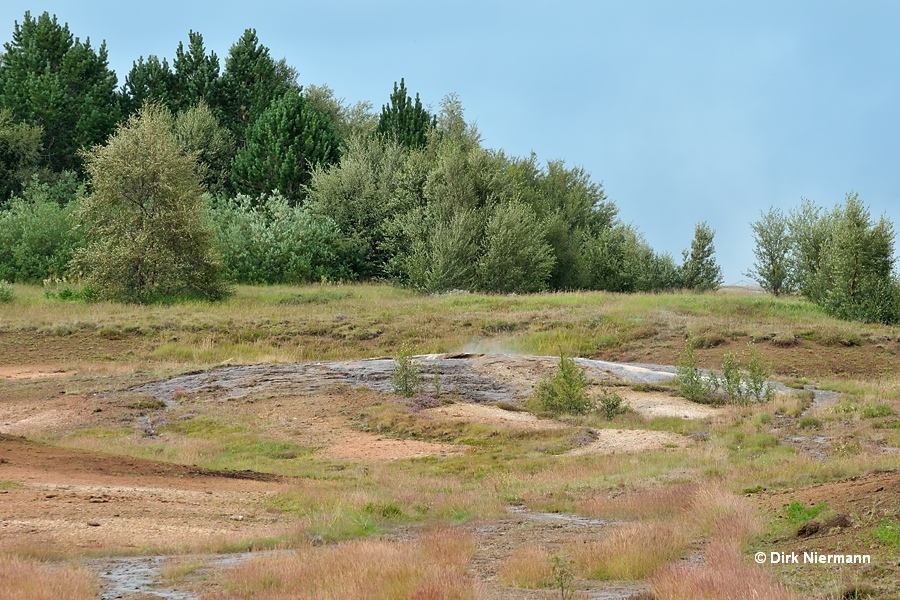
[0,554,98,600]
[577,483,698,520]
[651,540,799,600]
[571,521,688,580]
[498,544,554,589]
[205,527,479,600]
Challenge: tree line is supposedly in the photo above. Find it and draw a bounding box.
[747,194,900,325]
[3,10,725,302]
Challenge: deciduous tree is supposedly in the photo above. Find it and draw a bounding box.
[72,104,226,303]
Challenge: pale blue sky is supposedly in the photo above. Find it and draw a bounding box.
[3,1,899,283]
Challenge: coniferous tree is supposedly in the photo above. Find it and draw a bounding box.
[230,90,340,202]
[123,55,176,114]
[219,29,297,138]
[680,221,723,291]
[172,31,220,112]
[377,78,435,149]
[0,11,120,173]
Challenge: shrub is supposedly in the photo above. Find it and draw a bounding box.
[599,389,629,420]
[0,280,12,302]
[390,349,422,397]
[675,340,718,403]
[534,356,592,416]
[0,175,82,283]
[210,192,348,284]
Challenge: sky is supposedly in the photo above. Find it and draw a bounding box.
[2,1,899,284]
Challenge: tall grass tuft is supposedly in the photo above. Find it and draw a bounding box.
[207,527,478,600]
[571,521,688,580]
[651,540,798,600]
[0,554,98,600]
[498,545,554,588]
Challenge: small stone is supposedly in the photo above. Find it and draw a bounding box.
[87,521,101,527]
[230,515,244,521]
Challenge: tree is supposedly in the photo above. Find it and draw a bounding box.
[218,29,297,137]
[304,84,378,141]
[0,11,120,173]
[820,194,897,324]
[122,55,176,115]
[172,31,220,112]
[476,200,556,293]
[0,109,43,205]
[230,90,340,202]
[680,221,723,291]
[71,104,226,303]
[307,134,408,278]
[172,102,234,196]
[745,207,795,296]
[377,78,435,149]
[788,198,832,304]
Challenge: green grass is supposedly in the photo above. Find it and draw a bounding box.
[783,500,828,524]
[873,519,900,547]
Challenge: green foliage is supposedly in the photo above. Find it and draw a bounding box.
[676,341,773,405]
[210,192,347,284]
[680,221,723,291]
[218,28,296,138]
[0,280,12,303]
[0,175,83,282]
[783,500,828,524]
[746,206,795,296]
[230,89,341,202]
[171,31,220,112]
[675,340,718,403]
[476,200,556,293]
[305,84,378,141]
[72,103,227,303]
[599,390,628,420]
[861,403,893,418]
[785,194,899,324]
[0,11,120,173]
[306,134,408,279]
[0,109,43,204]
[535,356,592,416]
[377,78,435,149]
[390,349,423,397]
[123,55,176,114]
[874,519,900,548]
[172,102,234,195]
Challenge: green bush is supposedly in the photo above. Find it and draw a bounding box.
[535,356,592,416]
[390,349,423,397]
[0,280,12,302]
[0,176,82,282]
[210,192,349,284]
[598,390,628,420]
[675,340,718,403]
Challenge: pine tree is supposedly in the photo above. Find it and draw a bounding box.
[172,31,220,112]
[219,29,297,138]
[377,78,435,149]
[123,55,176,114]
[0,11,120,173]
[230,90,340,202]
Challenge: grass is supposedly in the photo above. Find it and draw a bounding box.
[5,283,900,597]
[0,554,98,600]
[205,527,477,600]
[498,545,555,588]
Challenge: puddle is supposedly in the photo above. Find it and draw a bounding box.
[507,504,614,527]
[85,551,282,600]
